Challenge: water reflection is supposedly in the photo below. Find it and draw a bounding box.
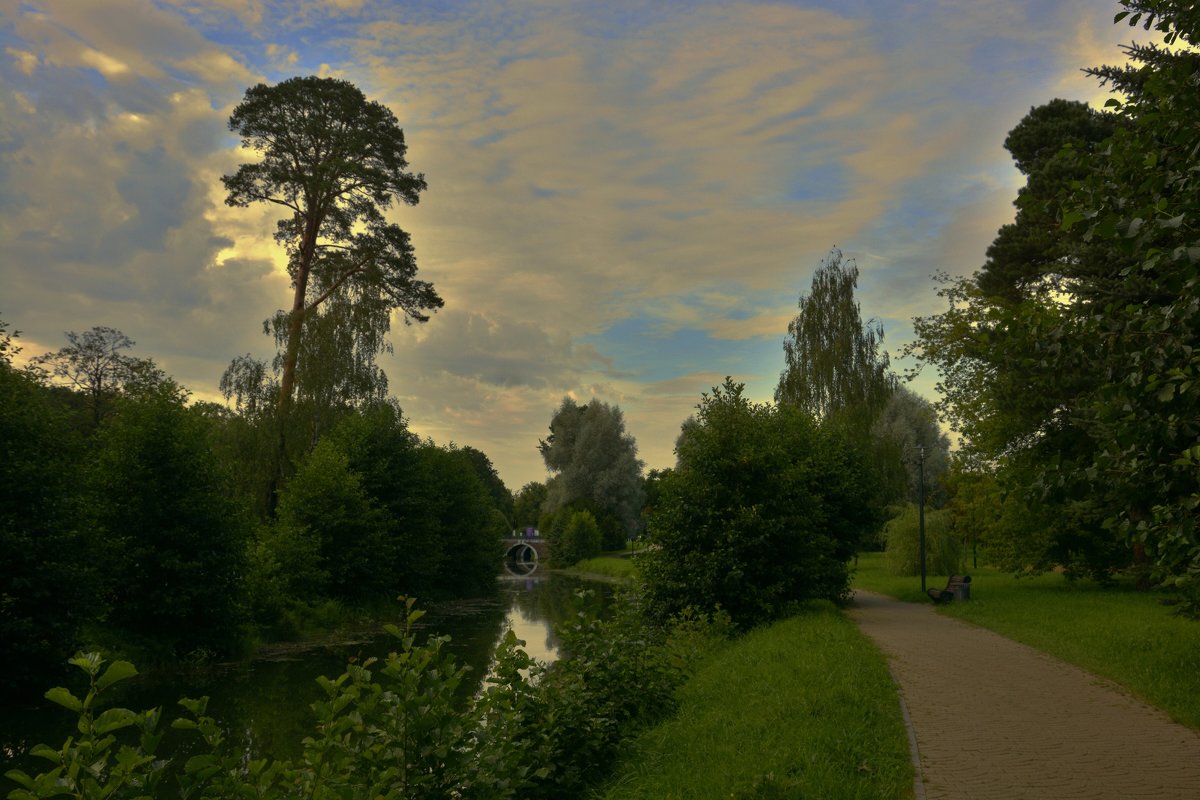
[0,572,613,772]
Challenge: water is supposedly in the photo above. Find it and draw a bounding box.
[0,571,614,771]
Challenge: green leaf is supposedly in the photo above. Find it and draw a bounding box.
[1060,209,1084,231]
[29,744,60,763]
[177,696,208,716]
[94,707,138,734]
[45,687,83,713]
[68,652,103,676]
[4,769,35,790]
[96,660,138,692]
[185,754,217,774]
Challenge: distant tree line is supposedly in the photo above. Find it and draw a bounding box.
[0,320,512,701]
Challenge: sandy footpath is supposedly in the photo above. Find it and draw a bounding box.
[849,591,1200,800]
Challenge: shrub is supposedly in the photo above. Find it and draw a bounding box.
[883,504,961,577]
[641,379,876,627]
[7,596,724,800]
[557,510,602,566]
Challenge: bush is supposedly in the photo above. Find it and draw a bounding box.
[883,504,960,577]
[557,510,602,566]
[7,595,724,800]
[641,379,876,627]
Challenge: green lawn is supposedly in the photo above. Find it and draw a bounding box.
[596,602,913,799]
[562,554,639,580]
[853,552,1200,729]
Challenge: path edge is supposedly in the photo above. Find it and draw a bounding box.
[889,663,927,800]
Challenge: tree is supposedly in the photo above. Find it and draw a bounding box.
[1056,1,1200,595]
[555,510,602,566]
[539,398,644,548]
[457,445,514,522]
[776,248,902,542]
[775,248,895,421]
[512,481,548,530]
[871,384,951,507]
[908,4,1200,588]
[641,379,876,626]
[976,99,1119,303]
[87,377,250,656]
[0,318,96,697]
[223,76,442,488]
[413,444,501,596]
[31,326,150,425]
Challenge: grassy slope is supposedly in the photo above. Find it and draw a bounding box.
[597,602,913,800]
[854,552,1200,729]
[564,555,639,580]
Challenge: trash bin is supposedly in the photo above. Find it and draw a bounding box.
[949,575,972,601]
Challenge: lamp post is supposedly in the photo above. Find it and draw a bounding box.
[918,444,926,594]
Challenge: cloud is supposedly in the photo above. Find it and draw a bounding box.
[0,0,1147,488]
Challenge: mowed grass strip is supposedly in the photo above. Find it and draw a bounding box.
[565,555,639,580]
[598,601,913,800]
[854,552,1200,730]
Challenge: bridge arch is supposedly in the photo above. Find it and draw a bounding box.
[505,541,540,564]
[502,536,548,577]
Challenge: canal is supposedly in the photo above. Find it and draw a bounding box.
[0,571,615,769]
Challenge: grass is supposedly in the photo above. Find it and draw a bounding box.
[562,555,639,580]
[596,602,913,799]
[853,551,1200,730]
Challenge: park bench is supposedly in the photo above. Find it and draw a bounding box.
[928,575,971,604]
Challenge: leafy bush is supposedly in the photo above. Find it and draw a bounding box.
[557,510,602,566]
[6,596,725,800]
[641,379,877,627]
[883,504,960,577]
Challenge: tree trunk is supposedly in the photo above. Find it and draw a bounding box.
[268,213,319,514]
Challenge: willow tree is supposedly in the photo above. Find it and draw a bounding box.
[539,397,644,547]
[223,76,442,485]
[775,248,894,421]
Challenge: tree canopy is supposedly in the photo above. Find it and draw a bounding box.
[31,326,152,425]
[642,379,875,626]
[910,1,1200,591]
[223,76,441,489]
[539,397,644,548]
[775,247,894,422]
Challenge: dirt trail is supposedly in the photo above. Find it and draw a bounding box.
[849,591,1200,800]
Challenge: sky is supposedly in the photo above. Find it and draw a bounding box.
[0,0,1135,490]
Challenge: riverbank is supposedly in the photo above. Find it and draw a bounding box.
[597,601,913,799]
[556,554,639,581]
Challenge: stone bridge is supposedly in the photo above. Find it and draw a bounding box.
[502,535,549,562]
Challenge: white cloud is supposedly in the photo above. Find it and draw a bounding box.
[0,0,1145,487]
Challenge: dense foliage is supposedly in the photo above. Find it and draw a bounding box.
[910,2,1200,596]
[641,379,878,626]
[87,378,251,657]
[775,248,894,421]
[0,322,95,696]
[5,597,727,800]
[0,320,512,699]
[539,398,645,549]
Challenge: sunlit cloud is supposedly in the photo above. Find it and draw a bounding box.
[0,0,1139,487]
